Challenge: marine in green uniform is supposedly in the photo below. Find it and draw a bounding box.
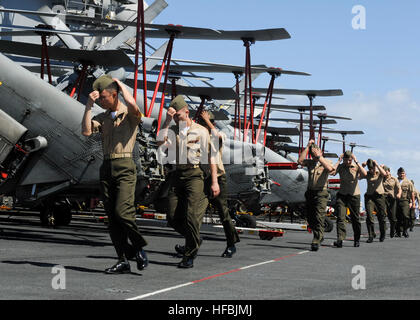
[331,150,367,248]
[361,159,387,242]
[409,180,419,232]
[298,140,334,251]
[198,110,240,257]
[159,95,219,268]
[82,75,148,274]
[382,165,401,238]
[396,168,415,238]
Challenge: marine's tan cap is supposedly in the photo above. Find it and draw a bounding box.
[309,143,320,155]
[92,75,114,92]
[207,110,215,121]
[169,95,188,111]
[383,165,390,172]
[310,142,320,150]
[343,150,353,158]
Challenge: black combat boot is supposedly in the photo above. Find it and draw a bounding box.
[105,260,131,274]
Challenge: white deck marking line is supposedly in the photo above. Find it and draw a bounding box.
[127,250,309,300]
[298,250,309,254]
[239,260,275,270]
[126,282,193,300]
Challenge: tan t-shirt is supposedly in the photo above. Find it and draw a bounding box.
[383,176,400,198]
[413,187,420,203]
[399,177,414,200]
[210,129,226,177]
[168,121,211,166]
[304,159,332,191]
[91,104,141,157]
[335,163,361,196]
[364,171,385,195]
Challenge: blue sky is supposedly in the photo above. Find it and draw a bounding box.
[150,0,420,189]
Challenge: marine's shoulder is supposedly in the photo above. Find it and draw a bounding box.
[92,109,109,121]
[191,122,210,136]
[391,176,399,182]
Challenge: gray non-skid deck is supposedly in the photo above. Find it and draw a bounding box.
[0,210,419,301]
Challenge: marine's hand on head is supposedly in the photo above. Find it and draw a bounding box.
[311,147,322,158]
[165,107,176,122]
[112,78,123,88]
[200,110,210,122]
[307,139,315,147]
[87,90,100,107]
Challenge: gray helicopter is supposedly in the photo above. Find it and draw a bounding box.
[0,1,355,231]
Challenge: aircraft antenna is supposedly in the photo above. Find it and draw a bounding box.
[133,0,148,115]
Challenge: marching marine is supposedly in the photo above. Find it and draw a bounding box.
[159,95,219,268]
[396,167,415,238]
[361,159,387,242]
[81,75,148,274]
[382,165,402,238]
[298,140,334,251]
[198,110,240,257]
[409,180,419,232]
[331,150,367,248]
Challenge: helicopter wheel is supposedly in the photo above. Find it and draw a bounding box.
[235,214,257,229]
[259,233,274,241]
[40,201,72,227]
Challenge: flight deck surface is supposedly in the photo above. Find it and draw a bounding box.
[0,210,418,301]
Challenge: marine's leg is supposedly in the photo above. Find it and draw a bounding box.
[400,200,410,237]
[313,190,329,246]
[100,161,127,261]
[409,207,415,231]
[335,194,347,246]
[348,195,361,245]
[167,174,187,237]
[183,169,208,259]
[396,200,403,236]
[113,159,147,251]
[375,194,387,241]
[365,195,375,241]
[386,196,397,237]
[212,175,239,249]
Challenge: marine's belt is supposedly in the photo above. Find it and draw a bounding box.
[306,188,328,192]
[176,164,200,170]
[104,153,133,160]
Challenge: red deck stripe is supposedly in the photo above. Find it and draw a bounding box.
[192,268,242,283]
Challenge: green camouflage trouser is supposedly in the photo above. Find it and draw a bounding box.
[365,193,387,238]
[206,174,240,247]
[385,195,397,236]
[409,207,416,230]
[100,158,147,260]
[335,193,361,241]
[167,167,209,258]
[396,199,410,234]
[305,189,329,245]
